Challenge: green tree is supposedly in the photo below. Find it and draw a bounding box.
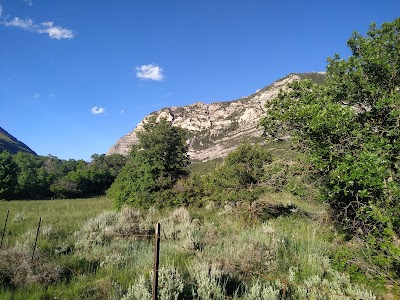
[107,117,189,208]
[260,18,400,276]
[13,152,44,199]
[0,151,18,199]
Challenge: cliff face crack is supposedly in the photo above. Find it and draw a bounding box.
[106,73,325,162]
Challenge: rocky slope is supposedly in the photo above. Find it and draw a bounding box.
[107,73,325,162]
[0,127,37,155]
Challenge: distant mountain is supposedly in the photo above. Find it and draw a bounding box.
[107,73,325,162]
[0,127,37,155]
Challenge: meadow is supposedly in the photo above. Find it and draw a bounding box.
[0,194,393,299]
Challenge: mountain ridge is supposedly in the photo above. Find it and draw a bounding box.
[107,72,325,161]
[0,127,37,155]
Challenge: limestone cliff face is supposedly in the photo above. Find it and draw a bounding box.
[107,73,324,161]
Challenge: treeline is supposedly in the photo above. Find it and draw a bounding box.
[0,151,126,200]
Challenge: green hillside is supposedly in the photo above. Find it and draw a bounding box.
[0,127,36,155]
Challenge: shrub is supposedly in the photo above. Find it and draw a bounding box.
[74,207,149,251]
[121,266,184,300]
[242,280,280,300]
[0,246,63,289]
[160,207,205,251]
[189,261,226,300]
[204,143,272,203]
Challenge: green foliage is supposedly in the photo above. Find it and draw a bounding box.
[204,143,272,202]
[0,151,127,200]
[224,143,272,185]
[108,117,190,209]
[51,154,126,198]
[261,18,400,279]
[13,152,52,199]
[0,151,18,199]
[169,174,206,206]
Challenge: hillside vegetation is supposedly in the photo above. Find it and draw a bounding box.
[0,17,399,299]
[1,195,391,299]
[0,127,36,156]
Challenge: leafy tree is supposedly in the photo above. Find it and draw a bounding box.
[108,117,189,208]
[0,151,18,199]
[13,152,44,199]
[260,18,400,276]
[50,154,126,198]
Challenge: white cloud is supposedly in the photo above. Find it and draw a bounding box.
[33,92,40,99]
[136,64,164,81]
[24,0,33,6]
[0,4,3,17]
[3,17,75,40]
[120,109,124,114]
[48,92,55,97]
[4,17,34,30]
[91,106,105,115]
[40,22,74,40]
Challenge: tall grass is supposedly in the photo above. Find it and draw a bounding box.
[0,197,112,246]
[0,195,389,299]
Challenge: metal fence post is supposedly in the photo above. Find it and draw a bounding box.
[152,222,161,300]
[31,217,42,264]
[0,210,9,247]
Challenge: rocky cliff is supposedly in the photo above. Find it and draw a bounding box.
[107,73,325,162]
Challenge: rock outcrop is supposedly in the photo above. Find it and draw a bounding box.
[107,73,325,162]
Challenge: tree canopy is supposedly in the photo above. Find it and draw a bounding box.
[107,116,190,209]
[261,18,400,276]
[0,151,126,200]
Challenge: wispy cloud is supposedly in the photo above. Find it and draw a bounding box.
[135,64,164,81]
[0,2,74,40]
[4,18,33,30]
[33,92,40,99]
[91,106,105,115]
[3,17,75,39]
[48,92,55,97]
[120,109,125,114]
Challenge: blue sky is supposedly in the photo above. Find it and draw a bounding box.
[1,0,399,161]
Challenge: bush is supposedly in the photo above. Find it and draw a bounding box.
[74,207,150,251]
[0,246,63,289]
[121,266,184,300]
[204,143,272,203]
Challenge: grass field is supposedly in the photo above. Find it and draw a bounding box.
[0,195,396,299]
[0,197,112,246]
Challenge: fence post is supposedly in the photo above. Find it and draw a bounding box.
[152,222,161,300]
[0,210,9,247]
[31,217,42,264]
